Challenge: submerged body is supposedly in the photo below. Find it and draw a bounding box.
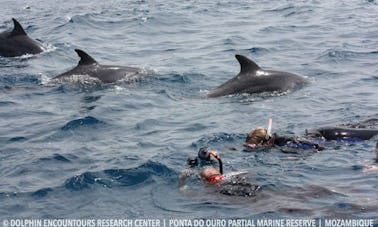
[52,49,154,83]
[216,173,261,197]
[179,167,260,197]
[0,18,45,57]
[208,55,307,97]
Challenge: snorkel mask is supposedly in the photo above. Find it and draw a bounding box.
[245,118,273,149]
[187,147,211,167]
[187,147,223,171]
[198,147,212,161]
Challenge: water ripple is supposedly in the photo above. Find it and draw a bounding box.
[61,116,106,131]
[64,161,173,191]
[1,0,378,220]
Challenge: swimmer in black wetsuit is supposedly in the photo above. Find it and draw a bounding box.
[245,119,378,151]
[180,147,260,196]
[245,123,323,151]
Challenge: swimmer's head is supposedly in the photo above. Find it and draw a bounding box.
[188,147,221,168]
[246,127,267,146]
[198,147,211,161]
[198,147,219,161]
[200,166,223,184]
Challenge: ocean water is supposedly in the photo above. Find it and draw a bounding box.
[0,0,377,223]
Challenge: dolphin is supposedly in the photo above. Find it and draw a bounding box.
[0,18,45,57]
[52,49,154,83]
[305,118,378,141]
[305,126,378,140]
[207,55,307,97]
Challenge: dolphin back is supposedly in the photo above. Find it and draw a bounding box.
[0,18,45,57]
[313,127,378,140]
[52,49,154,83]
[207,55,307,97]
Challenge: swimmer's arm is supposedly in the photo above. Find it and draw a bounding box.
[178,169,196,188]
[362,165,378,173]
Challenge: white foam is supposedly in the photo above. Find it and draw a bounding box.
[223,170,249,180]
[48,74,102,86]
[107,67,120,70]
[39,74,51,85]
[255,70,269,76]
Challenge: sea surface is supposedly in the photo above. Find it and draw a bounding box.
[0,0,377,223]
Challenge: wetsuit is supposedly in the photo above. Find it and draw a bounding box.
[269,133,323,150]
[216,174,261,197]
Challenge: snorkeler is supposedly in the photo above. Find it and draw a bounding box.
[180,147,260,196]
[246,118,378,151]
[245,119,324,151]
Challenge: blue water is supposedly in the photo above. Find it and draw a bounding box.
[1,0,378,222]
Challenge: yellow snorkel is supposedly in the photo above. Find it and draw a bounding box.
[266,118,272,140]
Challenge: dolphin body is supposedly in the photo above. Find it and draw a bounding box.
[306,119,378,140]
[207,55,307,97]
[0,18,45,57]
[306,127,378,141]
[52,49,154,83]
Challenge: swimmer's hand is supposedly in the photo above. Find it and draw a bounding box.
[178,169,196,188]
[209,150,220,159]
[362,165,378,173]
[243,143,257,149]
[314,144,325,151]
[179,185,189,191]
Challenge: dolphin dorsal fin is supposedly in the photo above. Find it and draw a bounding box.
[75,49,98,65]
[10,18,27,36]
[235,55,261,74]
